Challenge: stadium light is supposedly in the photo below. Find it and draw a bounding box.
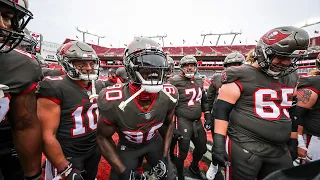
[76,27,106,45]
[200,31,242,46]
[134,33,168,47]
[295,18,320,28]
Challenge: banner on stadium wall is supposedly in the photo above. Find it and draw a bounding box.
[40,41,62,61]
[30,31,42,53]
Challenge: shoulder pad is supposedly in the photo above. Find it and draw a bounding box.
[98,84,124,111]
[221,65,247,84]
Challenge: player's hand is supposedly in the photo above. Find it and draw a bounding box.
[173,129,183,140]
[298,147,307,158]
[119,168,146,180]
[151,157,168,179]
[57,162,83,180]
[204,113,213,130]
[211,133,230,167]
[287,138,298,161]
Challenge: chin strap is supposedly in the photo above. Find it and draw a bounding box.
[89,80,99,103]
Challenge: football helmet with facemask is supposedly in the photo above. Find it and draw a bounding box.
[167,56,174,76]
[223,52,244,68]
[0,0,33,53]
[254,26,309,78]
[123,37,168,93]
[57,41,100,81]
[179,55,198,78]
[17,28,37,54]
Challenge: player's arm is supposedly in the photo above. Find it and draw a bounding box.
[202,89,213,130]
[207,81,217,111]
[37,98,69,171]
[96,117,125,174]
[211,82,241,167]
[214,82,240,135]
[162,108,175,158]
[291,88,318,158]
[9,89,42,178]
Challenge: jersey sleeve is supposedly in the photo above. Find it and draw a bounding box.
[298,76,320,95]
[97,88,118,125]
[221,66,245,91]
[36,78,62,104]
[163,84,179,115]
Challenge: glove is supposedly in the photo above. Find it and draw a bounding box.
[119,168,146,180]
[287,138,298,161]
[173,129,183,140]
[57,162,83,180]
[204,113,213,131]
[211,133,230,167]
[150,157,168,179]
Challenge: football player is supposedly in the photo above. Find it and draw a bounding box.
[205,52,244,180]
[290,53,320,163]
[97,37,178,180]
[0,0,43,179]
[37,41,104,180]
[169,55,211,180]
[116,67,129,84]
[105,68,117,86]
[166,56,174,81]
[211,26,309,180]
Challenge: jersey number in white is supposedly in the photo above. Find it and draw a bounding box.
[71,103,99,136]
[254,88,293,120]
[122,123,163,144]
[185,87,202,106]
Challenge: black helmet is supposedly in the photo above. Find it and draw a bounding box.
[123,37,168,93]
[0,0,33,53]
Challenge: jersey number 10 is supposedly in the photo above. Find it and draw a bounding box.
[71,103,99,136]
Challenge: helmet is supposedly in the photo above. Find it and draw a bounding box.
[179,55,198,78]
[18,28,37,54]
[108,68,116,75]
[123,37,168,93]
[35,54,48,67]
[57,41,100,81]
[224,52,244,68]
[316,53,320,71]
[0,0,33,53]
[255,26,309,78]
[116,67,128,82]
[167,56,174,75]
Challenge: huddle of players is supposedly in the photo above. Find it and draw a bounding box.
[1,1,320,180]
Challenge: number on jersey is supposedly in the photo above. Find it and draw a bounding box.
[185,87,202,106]
[105,84,123,101]
[254,88,293,120]
[122,123,163,144]
[71,103,99,136]
[163,84,176,95]
[0,97,10,123]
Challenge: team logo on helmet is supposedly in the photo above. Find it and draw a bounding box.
[59,43,73,56]
[262,29,291,45]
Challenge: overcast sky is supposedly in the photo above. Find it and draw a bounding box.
[27,0,320,47]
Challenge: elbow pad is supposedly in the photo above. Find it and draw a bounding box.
[289,106,309,127]
[214,99,234,122]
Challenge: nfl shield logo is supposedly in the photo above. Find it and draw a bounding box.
[145,112,151,120]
